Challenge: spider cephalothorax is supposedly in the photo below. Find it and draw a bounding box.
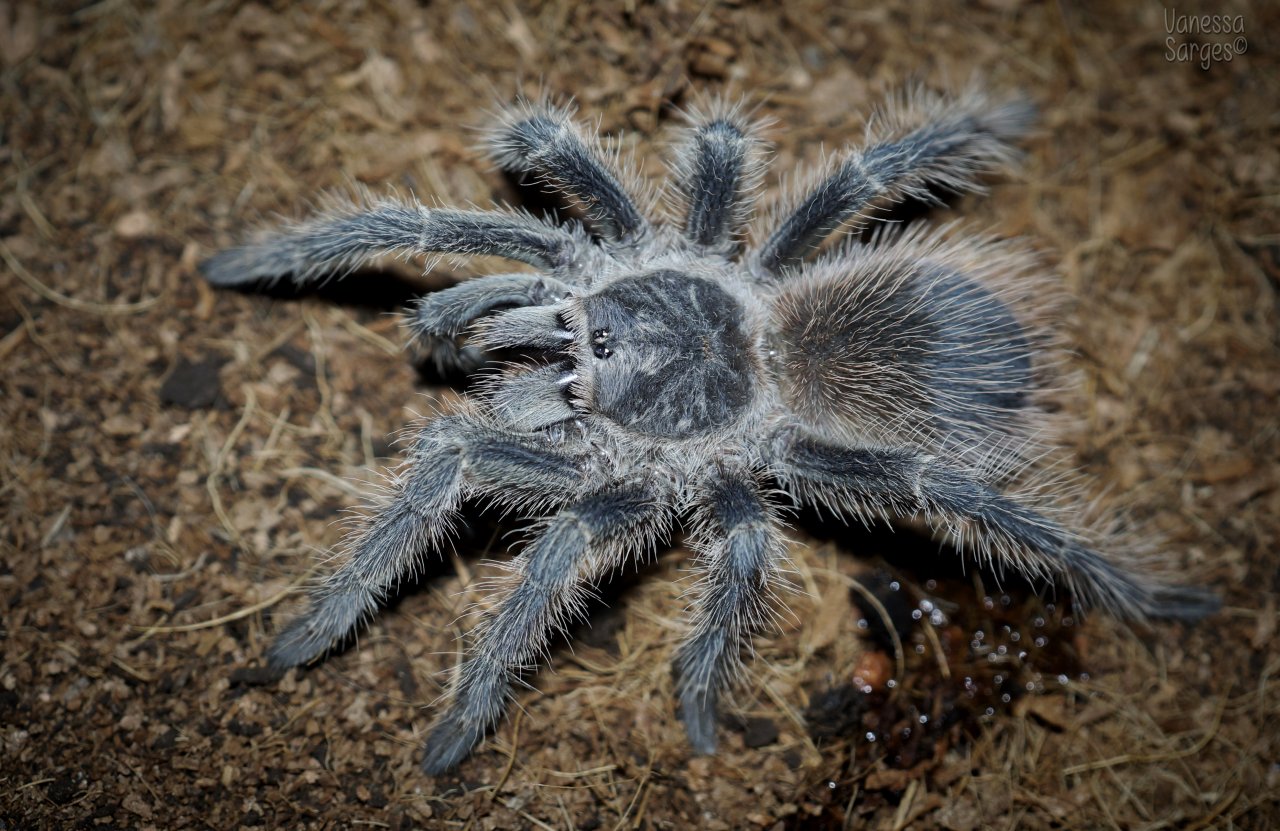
[202,87,1216,774]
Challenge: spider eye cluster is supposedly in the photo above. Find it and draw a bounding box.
[591,329,613,359]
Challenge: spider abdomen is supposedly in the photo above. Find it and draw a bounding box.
[773,235,1040,465]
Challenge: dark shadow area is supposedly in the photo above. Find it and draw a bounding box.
[855,185,973,244]
[792,503,1047,603]
[207,265,429,311]
[499,168,581,230]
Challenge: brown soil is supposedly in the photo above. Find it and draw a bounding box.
[3,2,1277,829]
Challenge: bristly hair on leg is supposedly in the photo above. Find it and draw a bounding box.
[483,94,656,246]
[752,81,1034,275]
[661,93,773,256]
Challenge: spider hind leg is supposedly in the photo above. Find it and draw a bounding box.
[675,471,788,754]
[422,488,666,774]
[266,413,585,671]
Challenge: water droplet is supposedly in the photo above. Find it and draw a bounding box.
[1034,636,1047,648]
[911,609,922,620]
[865,732,877,743]
[889,581,900,592]
[918,714,929,724]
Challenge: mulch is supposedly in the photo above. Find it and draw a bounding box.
[2,2,1277,829]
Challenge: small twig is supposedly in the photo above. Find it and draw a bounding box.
[545,764,619,779]
[612,753,653,831]
[206,387,257,552]
[339,312,402,356]
[132,573,307,634]
[18,778,55,791]
[2,239,159,315]
[490,708,523,800]
[281,466,370,498]
[890,779,919,831]
[1184,788,1242,831]
[920,616,951,681]
[40,504,72,548]
[1062,695,1227,775]
[515,810,557,831]
[822,568,907,689]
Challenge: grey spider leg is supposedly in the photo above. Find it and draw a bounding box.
[200,198,582,287]
[674,470,788,754]
[267,412,585,670]
[488,101,647,243]
[754,91,1034,275]
[408,273,572,343]
[669,105,766,253]
[775,436,1220,620]
[422,487,666,774]
[407,272,573,375]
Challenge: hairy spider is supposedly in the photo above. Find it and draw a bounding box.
[202,87,1216,774]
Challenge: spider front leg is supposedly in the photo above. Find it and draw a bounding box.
[267,411,585,670]
[201,197,582,287]
[675,470,788,754]
[423,487,667,774]
[775,436,1219,620]
[488,101,648,244]
[407,272,573,374]
[669,103,767,254]
[753,88,1033,275]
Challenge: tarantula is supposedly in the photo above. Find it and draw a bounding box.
[202,87,1215,774]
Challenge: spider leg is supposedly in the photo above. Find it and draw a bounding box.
[668,101,768,253]
[488,101,647,243]
[408,272,572,343]
[201,197,581,287]
[675,470,788,754]
[406,272,572,372]
[775,435,1219,620]
[267,411,585,670]
[753,88,1033,275]
[422,487,666,774]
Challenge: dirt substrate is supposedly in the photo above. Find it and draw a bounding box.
[3,2,1278,829]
